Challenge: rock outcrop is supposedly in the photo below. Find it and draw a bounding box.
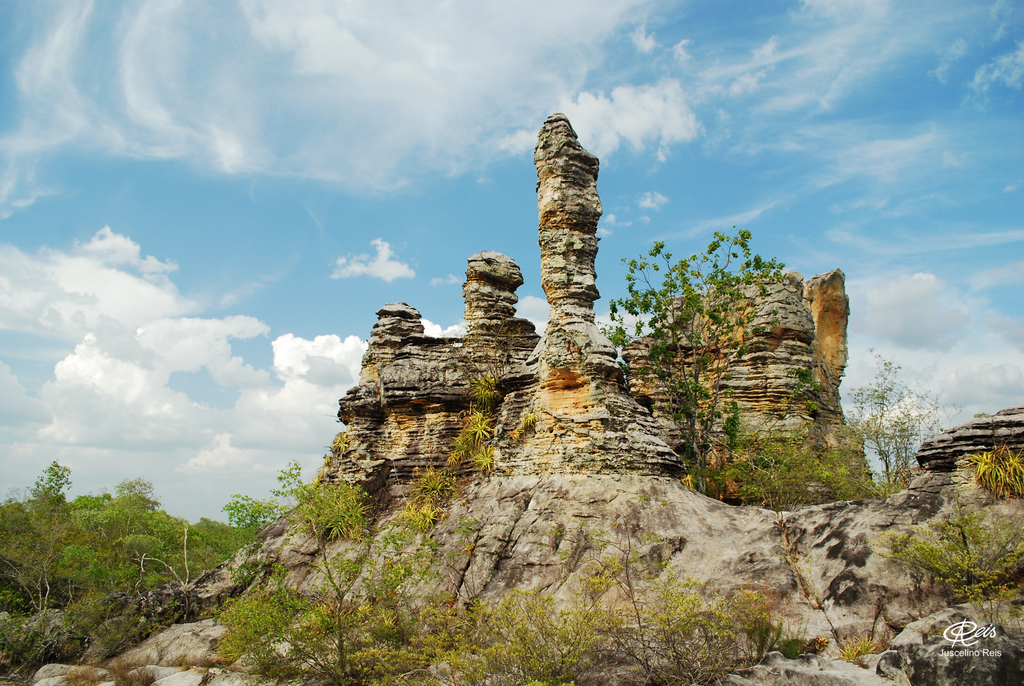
[328,261,540,487]
[485,114,682,476]
[623,269,850,450]
[916,406,1024,472]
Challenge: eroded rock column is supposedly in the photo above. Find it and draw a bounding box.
[492,113,681,475]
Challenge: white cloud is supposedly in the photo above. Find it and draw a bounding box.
[970,41,1024,95]
[421,319,466,338]
[672,39,692,63]
[430,274,460,286]
[859,273,969,351]
[930,38,968,84]
[331,238,415,282]
[0,361,50,429]
[631,24,657,54]
[941,363,1024,411]
[1,0,650,208]
[637,191,669,210]
[0,228,369,518]
[970,260,1024,291]
[516,294,550,330]
[559,80,700,158]
[988,317,1024,353]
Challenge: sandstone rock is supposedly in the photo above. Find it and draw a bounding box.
[717,651,890,685]
[127,666,183,682]
[876,623,1024,686]
[151,670,204,686]
[622,269,850,448]
[32,665,71,683]
[33,677,68,686]
[485,114,681,477]
[116,620,225,669]
[916,406,1024,472]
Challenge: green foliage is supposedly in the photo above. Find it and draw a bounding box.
[608,229,784,479]
[219,528,443,686]
[724,427,883,511]
[848,351,946,487]
[0,609,80,676]
[511,412,538,442]
[470,377,501,414]
[472,446,496,475]
[402,468,458,532]
[604,573,778,685]
[332,431,351,455]
[838,634,882,662]
[878,505,1024,621]
[0,462,247,672]
[969,447,1024,498]
[454,588,608,686]
[293,481,369,545]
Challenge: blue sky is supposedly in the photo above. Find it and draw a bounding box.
[1,0,1022,520]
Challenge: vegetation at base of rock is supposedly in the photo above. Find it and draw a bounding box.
[608,228,785,483]
[0,462,244,674]
[219,528,784,686]
[969,447,1024,498]
[877,504,1024,622]
[848,350,946,487]
[723,427,888,510]
[838,634,883,662]
[401,468,458,532]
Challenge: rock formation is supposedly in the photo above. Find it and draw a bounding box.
[327,255,540,488]
[916,406,1024,472]
[622,269,850,450]
[486,113,683,476]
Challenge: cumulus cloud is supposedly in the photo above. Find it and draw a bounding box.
[941,363,1024,411]
[421,319,466,338]
[860,273,969,351]
[638,191,669,210]
[516,294,550,330]
[331,239,415,282]
[0,228,369,518]
[558,80,700,158]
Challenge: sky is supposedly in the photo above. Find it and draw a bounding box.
[1,0,1022,521]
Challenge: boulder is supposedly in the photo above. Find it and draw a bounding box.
[115,620,225,669]
[716,651,890,685]
[917,406,1024,472]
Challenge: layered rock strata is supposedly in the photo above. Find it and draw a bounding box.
[916,406,1024,472]
[327,253,540,489]
[489,114,682,476]
[622,269,849,448]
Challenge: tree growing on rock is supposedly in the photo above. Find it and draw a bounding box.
[848,351,947,487]
[608,229,784,484]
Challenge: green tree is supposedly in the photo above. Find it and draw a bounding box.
[848,351,946,487]
[608,229,784,481]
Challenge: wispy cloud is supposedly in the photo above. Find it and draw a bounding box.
[970,41,1024,97]
[430,274,460,286]
[631,24,657,54]
[331,239,415,282]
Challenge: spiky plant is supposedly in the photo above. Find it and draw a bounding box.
[410,467,457,504]
[464,411,493,446]
[331,431,349,456]
[470,376,501,413]
[969,447,1024,498]
[473,446,496,474]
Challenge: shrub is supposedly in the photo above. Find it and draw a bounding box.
[969,447,1024,498]
[725,427,882,511]
[293,481,369,544]
[606,574,776,685]
[878,505,1024,622]
[453,588,608,686]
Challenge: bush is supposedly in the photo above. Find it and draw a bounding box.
[0,609,80,676]
[969,447,1024,498]
[606,574,777,685]
[878,505,1024,623]
[725,427,883,511]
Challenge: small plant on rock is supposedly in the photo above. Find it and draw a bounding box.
[969,447,1024,498]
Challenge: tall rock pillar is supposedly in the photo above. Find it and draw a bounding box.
[493,113,680,475]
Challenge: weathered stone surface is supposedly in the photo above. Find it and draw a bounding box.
[875,605,1024,686]
[622,269,850,449]
[716,652,890,685]
[151,671,204,686]
[330,256,540,487]
[917,406,1024,472]
[116,620,225,668]
[482,114,681,477]
[32,665,71,683]
[127,666,183,682]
